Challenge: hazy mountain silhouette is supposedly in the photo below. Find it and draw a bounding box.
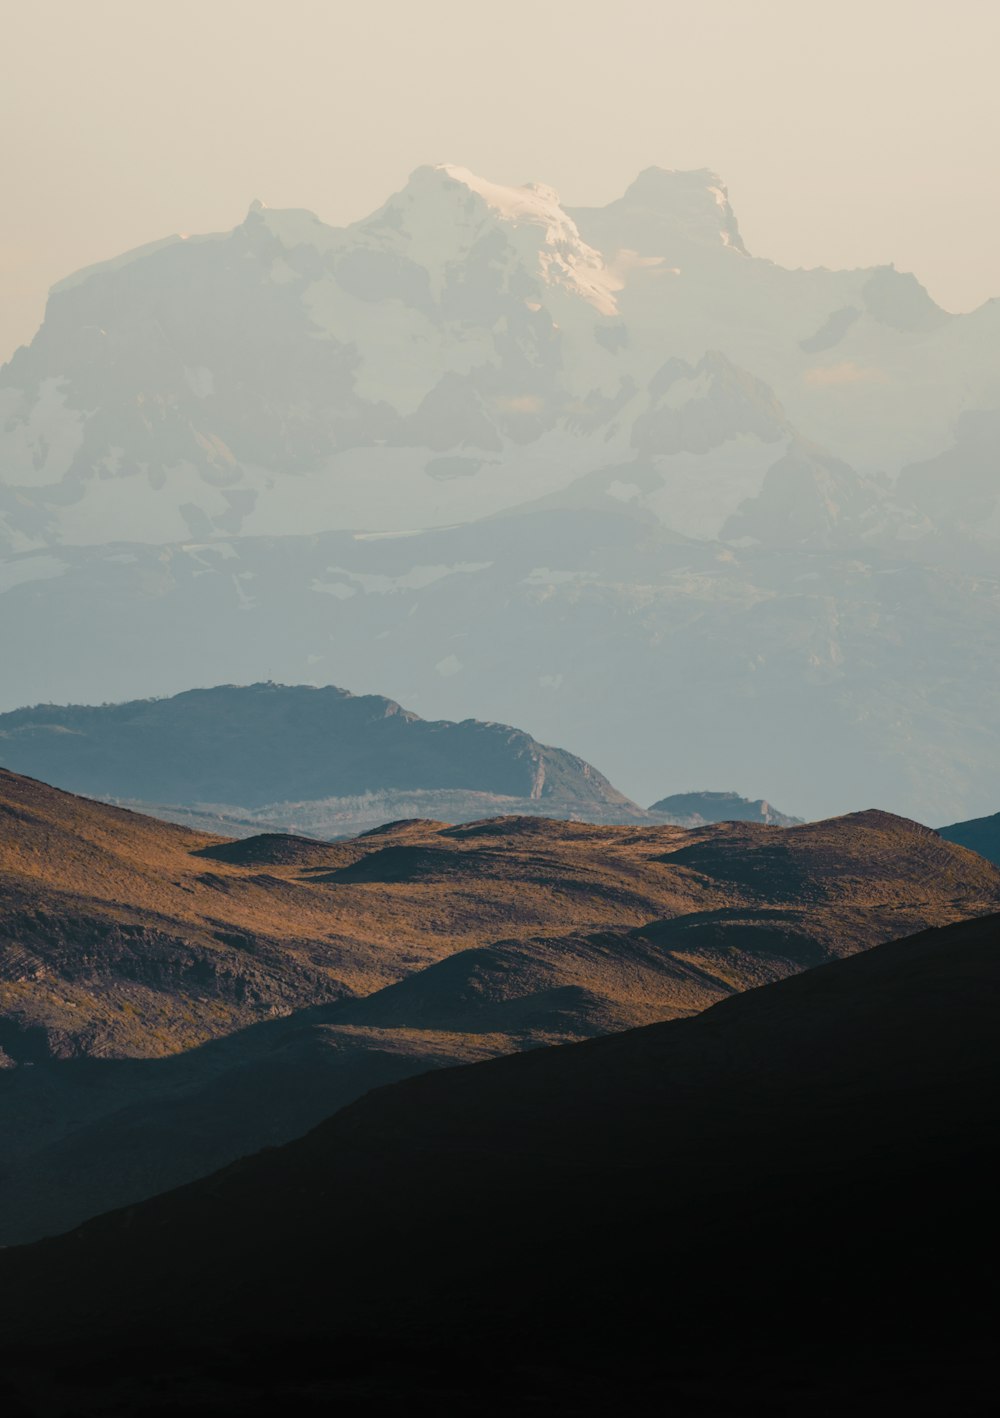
[938,807,1000,866]
[2,164,990,551]
[1,165,998,823]
[647,788,800,825]
[0,682,645,824]
[0,682,809,834]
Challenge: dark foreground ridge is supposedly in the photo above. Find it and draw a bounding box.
[1,909,998,1415]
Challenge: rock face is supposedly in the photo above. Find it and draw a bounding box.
[648,789,801,826]
[1,163,998,821]
[2,767,997,1245]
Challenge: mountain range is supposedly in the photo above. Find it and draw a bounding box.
[648,788,800,825]
[0,681,636,824]
[3,901,997,1415]
[0,681,800,833]
[1,164,998,821]
[2,766,995,1245]
[2,164,996,547]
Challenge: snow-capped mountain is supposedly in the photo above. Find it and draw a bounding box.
[2,163,997,553]
[1,164,998,822]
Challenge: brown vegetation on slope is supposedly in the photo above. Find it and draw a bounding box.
[2,910,998,1416]
[2,767,998,1244]
[4,770,996,1062]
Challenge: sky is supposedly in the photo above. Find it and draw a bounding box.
[2,0,998,361]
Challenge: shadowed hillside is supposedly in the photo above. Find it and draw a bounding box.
[1,910,997,1415]
[939,808,1000,866]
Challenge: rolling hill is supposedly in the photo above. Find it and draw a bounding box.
[2,766,998,1245]
[2,908,997,1415]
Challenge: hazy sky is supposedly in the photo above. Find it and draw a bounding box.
[2,0,998,361]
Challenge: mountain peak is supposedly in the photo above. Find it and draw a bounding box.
[619,166,747,253]
[367,163,620,315]
[0,683,638,818]
[649,790,801,826]
[431,163,566,224]
[625,164,726,197]
[568,165,747,257]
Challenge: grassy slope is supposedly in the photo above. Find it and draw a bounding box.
[2,766,999,1244]
[2,909,998,1415]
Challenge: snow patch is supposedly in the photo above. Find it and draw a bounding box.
[522,567,585,585]
[606,480,642,503]
[183,366,215,399]
[662,370,713,408]
[0,555,67,595]
[0,379,87,488]
[361,163,621,316]
[644,436,788,540]
[311,579,357,599]
[269,256,300,285]
[54,460,244,546]
[317,562,492,595]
